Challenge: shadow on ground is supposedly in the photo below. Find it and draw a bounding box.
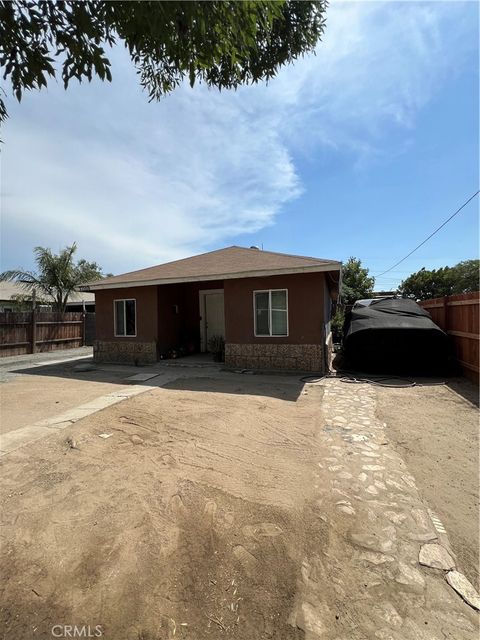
[162,373,305,402]
[10,360,140,386]
[331,348,478,407]
[446,377,479,408]
[8,358,307,402]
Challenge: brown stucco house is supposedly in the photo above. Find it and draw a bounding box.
[85,246,341,372]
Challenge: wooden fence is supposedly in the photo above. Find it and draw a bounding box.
[420,292,479,384]
[0,311,92,358]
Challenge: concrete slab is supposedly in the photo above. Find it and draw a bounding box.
[0,371,127,435]
[77,396,123,411]
[106,385,157,398]
[0,347,92,371]
[45,407,96,424]
[0,425,52,452]
[0,382,161,456]
[126,373,160,382]
[44,421,75,431]
[33,354,92,368]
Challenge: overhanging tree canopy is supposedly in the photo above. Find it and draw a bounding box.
[0,0,327,123]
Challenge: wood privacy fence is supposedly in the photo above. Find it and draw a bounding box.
[420,292,479,384]
[0,311,95,358]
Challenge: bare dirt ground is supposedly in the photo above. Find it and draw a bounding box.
[1,372,478,639]
[0,374,324,639]
[376,379,479,590]
[0,374,125,434]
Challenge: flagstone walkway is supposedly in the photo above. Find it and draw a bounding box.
[290,378,479,639]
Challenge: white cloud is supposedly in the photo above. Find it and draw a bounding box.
[1,1,476,273]
[259,0,474,153]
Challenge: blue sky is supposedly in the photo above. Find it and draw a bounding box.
[1,0,478,290]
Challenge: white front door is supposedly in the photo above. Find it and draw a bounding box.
[205,293,225,346]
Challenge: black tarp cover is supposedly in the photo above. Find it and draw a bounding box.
[343,298,449,373]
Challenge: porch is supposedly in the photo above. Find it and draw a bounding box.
[156,280,225,358]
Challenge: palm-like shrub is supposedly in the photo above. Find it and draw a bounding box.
[0,243,105,312]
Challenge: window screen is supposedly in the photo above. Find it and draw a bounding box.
[125,300,136,335]
[115,299,136,336]
[271,290,287,336]
[255,292,270,336]
[254,290,288,336]
[115,300,125,336]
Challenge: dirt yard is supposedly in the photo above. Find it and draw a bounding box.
[0,375,324,639]
[0,374,125,434]
[376,379,479,590]
[1,372,478,639]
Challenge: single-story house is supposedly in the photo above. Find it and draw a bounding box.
[0,281,95,313]
[85,246,341,372]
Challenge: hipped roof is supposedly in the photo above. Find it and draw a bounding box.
[84,246,341,291]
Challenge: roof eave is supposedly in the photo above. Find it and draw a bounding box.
[83,263,342,291]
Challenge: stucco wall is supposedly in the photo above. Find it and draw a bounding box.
[94,272,331,368]
[94,280,224,363]
[224,272,326,345]
[224,272,327,372]
[94,285,158,364]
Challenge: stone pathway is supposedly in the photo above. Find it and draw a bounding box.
[290,379,479,639]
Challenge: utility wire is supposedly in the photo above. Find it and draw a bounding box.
[375,190,479,278]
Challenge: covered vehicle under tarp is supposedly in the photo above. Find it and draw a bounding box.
[343,298,449,373]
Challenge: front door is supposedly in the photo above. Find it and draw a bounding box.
[205,292,225,347]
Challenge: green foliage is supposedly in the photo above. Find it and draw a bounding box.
[11,292,51,310]
[0,0,327,123]
[0,243,105,311]
[341,257,375,306]
[208,334,225,362]
[331,308,345,342]
[399,259,480,300]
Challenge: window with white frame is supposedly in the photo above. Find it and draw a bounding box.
[254,289,288,336]
[114,299,136,337]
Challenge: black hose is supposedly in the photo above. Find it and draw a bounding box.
[300,370,446,389]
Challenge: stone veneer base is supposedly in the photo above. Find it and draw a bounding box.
[94,340,157,365]
[225,343,324,372]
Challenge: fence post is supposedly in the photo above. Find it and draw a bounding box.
[31,308,37,354]
[440,296,447,330]
[82,312,86,347]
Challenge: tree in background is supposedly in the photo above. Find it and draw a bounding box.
[332,257,375,342]
[341,257,375,306]
[399,259,480,300]
[0,243,106,312]
[10,292,49,311]
[0,0,326,124]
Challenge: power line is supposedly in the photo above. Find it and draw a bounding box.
[374,190,479,278]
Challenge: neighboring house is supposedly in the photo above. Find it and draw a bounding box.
[85,246,341,372]
[0,282,95,312]
[62,292,96,313]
